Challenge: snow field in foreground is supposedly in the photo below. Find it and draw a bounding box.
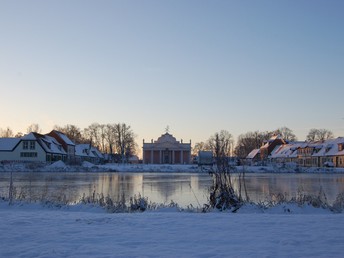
[1,203,344,258]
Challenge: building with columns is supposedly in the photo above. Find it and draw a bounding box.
[143,132,191,164]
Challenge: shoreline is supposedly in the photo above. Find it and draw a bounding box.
[1,161,344,173]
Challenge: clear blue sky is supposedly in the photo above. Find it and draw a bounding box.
[1,0,343,151]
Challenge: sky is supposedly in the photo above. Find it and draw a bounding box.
[1,0,344,151]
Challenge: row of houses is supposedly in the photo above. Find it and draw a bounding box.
[0,130,105,164]
[246,135,344,168]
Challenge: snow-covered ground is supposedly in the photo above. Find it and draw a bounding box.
[1,201,343,258]
[1,162,344,257]
[1,161,344,173]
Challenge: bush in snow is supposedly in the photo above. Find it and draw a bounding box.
[207,159,247,212]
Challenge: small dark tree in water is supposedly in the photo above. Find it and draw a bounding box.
[207,132,246,212]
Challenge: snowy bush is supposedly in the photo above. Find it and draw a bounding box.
[208,159,246,212]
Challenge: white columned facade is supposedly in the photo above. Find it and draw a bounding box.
[142,133,192,165]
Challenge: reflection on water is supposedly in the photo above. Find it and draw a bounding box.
[1,172,344,207]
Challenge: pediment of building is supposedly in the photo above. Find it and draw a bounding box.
[156,133,178,144]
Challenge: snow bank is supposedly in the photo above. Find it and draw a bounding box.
[82,161,96,168]
[1,162,344,173]
[47,160,67,168]
[0,201,343,257]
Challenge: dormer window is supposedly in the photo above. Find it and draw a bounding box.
[339,144,344,151]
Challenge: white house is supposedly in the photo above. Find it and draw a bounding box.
[75,144,104,164]
[0,132,67,163]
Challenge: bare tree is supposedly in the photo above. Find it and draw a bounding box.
[306,128,334,142]
[192,141,207,156]
[99,124,107,153]
[15,132,23,138]
[234,130,275,159]
[54,124,84,143]
[26,123,42,134]
[317,129,334,141]
[83,123,101,148]
[275,126,297,142]
[0,127,14,137]
[207,130,234,160]
[105,124,116,154]
[114,123,136,162]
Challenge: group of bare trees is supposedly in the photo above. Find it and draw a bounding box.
[306,128,334,142]
[193,130,234,158]
[0,123,137,158]
[193,127,335,160]
[0,123,42,138]
[55,123,137,158]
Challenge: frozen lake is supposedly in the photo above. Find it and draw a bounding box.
[1,172,344,207]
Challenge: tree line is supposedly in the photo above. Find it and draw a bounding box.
[0,124,336,160]
[193,127,335,159]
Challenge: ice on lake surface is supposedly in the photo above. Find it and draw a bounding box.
[1,172,344,207]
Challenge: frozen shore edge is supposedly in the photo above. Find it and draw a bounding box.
[1,161,344,173]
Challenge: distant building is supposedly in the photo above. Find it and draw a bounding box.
[75,144,104,164]
[47,130,76,162]
[0,132,67,163]
[245,148,260,165]
[246,135,344,168]
[142,132,191,164]
[198,151,213,166]
[260,134,286,160]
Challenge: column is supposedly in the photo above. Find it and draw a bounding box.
[180,150,183,164]
[172,150,175,164]
[150,150,153,164]
[159,150,162,164]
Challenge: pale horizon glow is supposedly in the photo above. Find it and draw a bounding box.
[1,1,343,151]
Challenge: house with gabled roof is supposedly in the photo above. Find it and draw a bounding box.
[47,130,76,162]
[269,142,304,164]
[260,134,286,161]
[265,137,344,168]
[75,144,104,164]
[312,137,344,167]
[245,148,260,165]
[0,132,67,163]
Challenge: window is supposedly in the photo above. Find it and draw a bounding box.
[30,141,35,150]
[23,141,28,150]
[20,152,37,158]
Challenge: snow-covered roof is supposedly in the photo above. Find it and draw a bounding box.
[246,149,260,159]
[0,138,21,151]
[90,147,103,158]
[75,144,91,157]
[22,132,66,155]
[75,144,104,159]
[39,135,66,155]
[53,131,75,146]
[22,132,38,140]
[312,137,344,157]
[269,142,305,159]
